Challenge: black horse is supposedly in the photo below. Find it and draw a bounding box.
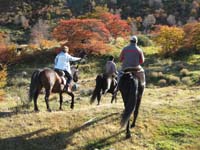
[118,69,144,138]
[29,66,79,112]
[90,73,118,105]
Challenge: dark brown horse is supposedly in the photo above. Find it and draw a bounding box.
[29,66,79,112]
[90,73,118,105]
[118,70,144,138]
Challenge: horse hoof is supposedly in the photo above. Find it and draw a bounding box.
[126,133,131,139]
[70,105,74,109]
[34,109,39,112]
[47,109,52,112]
[59,108,63,111]
[131,124,135,128]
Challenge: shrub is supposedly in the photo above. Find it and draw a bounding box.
[158,79,167,87]
[0,32,18,64]
[181,77,193,85]
[183,23,200,53]
[180,68,190,77]
[168,75,180,85]
[137,34,153,47]
[0,65,7,101]
[153,25,185,57]
[150,71,164,79]
[52,19,112,55]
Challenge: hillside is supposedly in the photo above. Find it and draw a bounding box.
[0,46,200,150]
[0,0,200,43]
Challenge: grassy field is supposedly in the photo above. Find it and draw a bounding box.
[0,46,200,150]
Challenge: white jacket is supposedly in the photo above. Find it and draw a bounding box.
[54,52,81,74]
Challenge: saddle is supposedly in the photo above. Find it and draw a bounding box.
[123,66,143,73]
[121,66,145,86]
[54,69,67,85]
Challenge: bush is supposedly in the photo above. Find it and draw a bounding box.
[150,71,164,79]
[153,25,185,57]
[137,34,153,47]
[180,68,190,77]
[183,23,200,53]
[167,75,180,85]
[181,77,193,85]
[158,79,167,87]
[0,65,7,101]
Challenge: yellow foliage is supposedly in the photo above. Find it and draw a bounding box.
[154,26,185,56]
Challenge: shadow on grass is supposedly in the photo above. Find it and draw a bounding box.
[0,112,121,150]
[82,130,125,150]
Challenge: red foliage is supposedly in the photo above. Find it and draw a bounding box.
[99,12,131,39]
[52,19,112,54]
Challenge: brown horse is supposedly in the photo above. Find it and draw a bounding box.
[29,66,79,112]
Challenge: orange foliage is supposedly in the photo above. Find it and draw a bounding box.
[52,19,112,54]
[0,32,18,64]
[40,39,59,49]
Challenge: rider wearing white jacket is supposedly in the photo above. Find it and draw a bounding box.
[54,46,81,91]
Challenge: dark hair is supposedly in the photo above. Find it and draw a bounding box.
[130,39,137,44]
[109,55,114,61]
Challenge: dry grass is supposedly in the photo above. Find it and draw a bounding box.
[1,77,200,150]
[1,46,200,150]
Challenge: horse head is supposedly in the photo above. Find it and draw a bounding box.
[71,65,79,82]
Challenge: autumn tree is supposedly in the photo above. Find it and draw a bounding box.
[183,22,200,52]
[154,25,185,56]
[79,6,131,39]
[99,12,131,39]
[52,19,111,55]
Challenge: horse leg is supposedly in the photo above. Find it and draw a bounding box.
[33,86,42,112]
[111,94,115,104]
[126,120,131,139]
[59,92,63,110]
[67,91,74,109]
[111,90,117,104]
[97,92,102,105]
[131,85,144,128]
[45,88,51,112]
[33,90,40,111]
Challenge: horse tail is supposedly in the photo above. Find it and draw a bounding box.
[120,78,138,128]
[29,69,41,102]
[90,74,103,104]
